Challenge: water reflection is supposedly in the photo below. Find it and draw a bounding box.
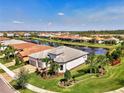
[31,40,107,55]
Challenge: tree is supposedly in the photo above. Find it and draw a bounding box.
[15,68,29,89]
[3,32,7,37]
[49,61,60,75]
[64,70,72,81]
[4,46,15,59]
[97,55,109,66]
[15,56,20,65]
[111,48,121,60]
[41,57,51,67]
[86,54,96,74]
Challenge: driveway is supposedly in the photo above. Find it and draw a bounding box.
[0,76,18,93]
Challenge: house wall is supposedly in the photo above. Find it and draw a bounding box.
[29,57,46,68]
[58,55,87,73]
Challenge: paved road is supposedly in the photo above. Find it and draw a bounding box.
[0,78,15,93]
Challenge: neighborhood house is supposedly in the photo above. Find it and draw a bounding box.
[28,46,88,73]
[48,46,88,73]
[29,49,53,68]
[18,45,53,62]
[1,39,26,46]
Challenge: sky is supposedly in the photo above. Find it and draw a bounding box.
[0,0,124,31]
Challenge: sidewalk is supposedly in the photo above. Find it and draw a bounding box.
[26,83,58,93]
[105,87,124,93]
[0,63,16,79]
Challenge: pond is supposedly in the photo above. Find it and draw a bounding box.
[27,39,108,55]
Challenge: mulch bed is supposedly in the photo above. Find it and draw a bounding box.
[111,59,121,66]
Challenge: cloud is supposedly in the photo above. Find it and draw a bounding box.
[12,20,24,24]
[58,12,64,16]
[86,6,124,22]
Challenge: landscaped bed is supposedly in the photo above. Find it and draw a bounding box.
[26,58,124,93]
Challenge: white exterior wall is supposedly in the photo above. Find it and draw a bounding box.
[98,40,104,44]
[66,55,87,70]
[58,55,87,73]
[58,64,66,73]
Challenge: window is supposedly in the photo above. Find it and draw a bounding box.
[60,65,63,70]
[83,55,86,58]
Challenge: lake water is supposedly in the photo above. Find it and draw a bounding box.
[28,39,107,55]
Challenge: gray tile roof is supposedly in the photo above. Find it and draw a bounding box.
[49,46,88,63]
[29,49,52,59]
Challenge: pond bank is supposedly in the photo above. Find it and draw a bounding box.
[32,37,117,49]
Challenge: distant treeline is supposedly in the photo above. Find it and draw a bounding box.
[0,30,124,34]
[70,30,124,35]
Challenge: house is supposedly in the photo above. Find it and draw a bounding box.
[0,33,3,37]
[104,37,120,44]
[79,37,92,42]
[94,37,104,44]
[1,39,26,46]
[23,33,31,37]
[0,37,10,43]
[29,49,53,68]
[48,46,88,73]
[18,45,53,62]
[7,33,14,37]
[10,42,37,51]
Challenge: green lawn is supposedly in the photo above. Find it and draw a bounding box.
[8,62,25,70]
[0,57,13,64]
[32,37,118,49]
[27,57,124,93]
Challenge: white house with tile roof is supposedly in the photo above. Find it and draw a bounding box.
[48,46,88,73]
[29,46,88,73]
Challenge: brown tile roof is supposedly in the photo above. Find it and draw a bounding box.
[95,37,104,40]
[20,45,53,57]
[54,35,80,40]
[10,42,37,50]
[0,37,10,41]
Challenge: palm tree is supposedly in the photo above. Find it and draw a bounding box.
[4,46,16,60]
[41,57,51,68]
[49,61,60,75]
[97,55,109,66]
[41,57,60,76]
[86,54,96,74]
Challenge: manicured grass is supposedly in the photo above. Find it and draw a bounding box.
[8,62,25,70]
[0,57,13,64]
[33,37,118,49]
[27,58,124,93]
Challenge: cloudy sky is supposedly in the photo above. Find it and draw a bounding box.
[0,0,124,31]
